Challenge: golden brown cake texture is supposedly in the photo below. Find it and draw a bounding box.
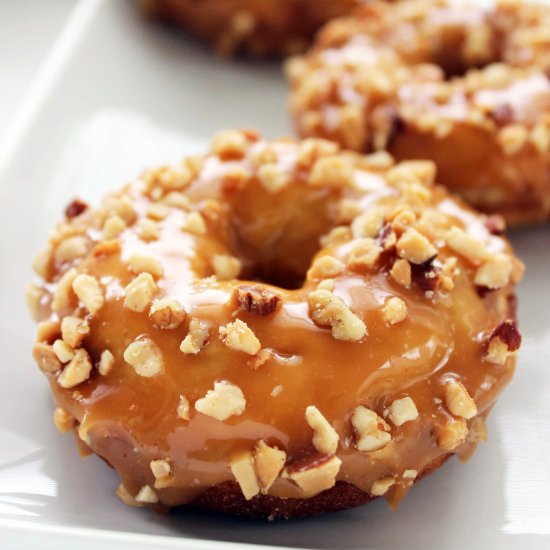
[27,130,523,518]
[287,0,550,224]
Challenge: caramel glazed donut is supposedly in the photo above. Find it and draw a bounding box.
[139,0,361,57]
[27,130,524,519]
[287,0,550,225]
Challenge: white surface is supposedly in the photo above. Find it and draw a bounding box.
[0,0,549,548]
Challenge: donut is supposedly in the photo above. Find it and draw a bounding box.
[27,130,524,519]
[287,0,550,224]
[139,0,361,57]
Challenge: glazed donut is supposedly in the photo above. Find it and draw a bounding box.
[287,0,550,224]
[27,130,524,519]
[140,0,361,57]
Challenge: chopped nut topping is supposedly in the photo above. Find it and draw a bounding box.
[52,267,77,311]
[97,349,114,376]
[78,424,90,445]
[53,407,75,433]
[446,227,490,263]
[317,278,335,291]
[347,238,382,269]
[135,485,159,504]
[52,339,74,363]
[254,440,286,492]
[497,124,529,155]
[25,283,43,321]
[177,395,191,421]
[320,226,352,247]
[182,211,207,235]
[396,228,437,265]
[351,209,385,239]
[123,338,164,377]
[352,406,392,452]
[530,120,550,154]
[65,198,88,218]
[484,214,506,236]
[138,219,160,241]
[233,285,281,316]
[150,459,171,480]
[161,191,191,210]
[149,298,186,329]
[308,288,366,342]
[296,138,339,168]
[387,397,419,427]
[219,319,261,355]
[128,253,164,278]
[468,416,488,443]
[124,273,157,313]
[211,129,248,160]
[33,343,62,373]
[180,318,209,354]
[61,316,89,348]
[93,239,120,257]
[57,348,93,388]
[283,455,342,497]
[305,405,339,455]
[32,249,51,279]
[390,258,412,287]
[230,450,260,500]
[35,320,60,344]
[194,380,246,421]
[54,236,88,263]
[382,297,407,325]
[116,484,143,507]
[307,256,345,280]
[438,418,468,450]
[258,163,289,193]
[247,348,272,369]
[444,380,478,419]
[474,253,513,289]
[484,320,521,365]
[309,156,354,188]
[336,198,362,223]
[212,254,241,280]
[370,476,395,496]
[146,203,169,221]
[103,215,126,239]
[402,469,418,480]
[271,384,283,397]
[72,274,104,315]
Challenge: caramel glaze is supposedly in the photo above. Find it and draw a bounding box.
[29,132,522,514]
[287,0,550,224]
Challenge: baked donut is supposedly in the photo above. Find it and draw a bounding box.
[27,130,524,519]
[287,0,550,224]
[140,0,361,57]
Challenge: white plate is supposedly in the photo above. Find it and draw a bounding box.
[1,0,549,548]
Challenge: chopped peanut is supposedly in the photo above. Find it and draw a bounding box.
[351,209,385,239]
[61,316,89,348]
[390,259,412,287]
[123,338,164,377]
[116,484,143,507]
[474,253,513,289]
[305,405,339,455]
[254,440,286,492]
[438,418,468,450]
[382,297,407,325]
[446,227,490,263]
[444,380,478,419]
[124,273,157,312]
[258,163,289,193]
[33,343,62,373]
[57,348,93,388]
[53,407,75,433]
[387,397,419,427]
[347,238,382,269]
[177,395,191,421]
[150,459,171,480]
[103,215,126,239]
[52,268,77,311]
[97,349,114,376]
[230,450,260,500]
[396,228,437,264]
[182,211,207,235]
[54,236,88,263]
[212,254,241,280]
[309,156,354,188]
[180,318,209,354]
[283,456,342,497]
[468,416,488,443]
[307,256,345,280]
[370,476,395,496]
[194,380,246,421]
[149,298,186,329]
[52,339,75,363]
[72,274,104,315]
[138,219,160,241]
[219,319,261,355]
[484,321,521,365]
[128,253,163,278]
[135,485,159,504]
[351,406,391,452]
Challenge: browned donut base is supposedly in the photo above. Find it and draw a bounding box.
[190,455,451,519]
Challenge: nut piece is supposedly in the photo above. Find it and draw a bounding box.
[351,209,386,240]
[103,215,126,239]
[283,455,342,497]
[233,285,281,316]
[182,211,207,235]
[128,253,164,278]
[381,297,407,325]
[52,267,77,311]
[212,254,241,280]
[57,348,93,388]
[254,440,286,493]
[438,418,469,450]
[194,380,246,421]
[52,339,75,363]
[97,349,114,376]
[390,259,412,287]
[474,253,513,289]
[54,236,88,263]
[351,406,392,452]
[123,338,164,377]
[138,219,160,241]
[72,274,104,315]
[135,485,159,504]
[396,228,437,265]
[53,407,75,433]
[387,397,419,427]
[61,316,89,348]
[180,318,209,354]
[309,156,354,188]
[305,405,339,455]
[308,289,366,342]
[468,416,488,443]
[258,163,289,193]
[149,298,186,329]
[370,476,396,497]
[446,227,490,263]
[230,450,260,501]
[444,380,478,419]
[150,459,171,481]
[124,273,158,313]
[484,320,521,365]
[347,238,383,269]
[33,343,62,373]
[211,129,248,160]
[176,395,191,421]
[402,469,418,480]
[116,484,143,507]
[307,256,345,280]
[219,319,261,355]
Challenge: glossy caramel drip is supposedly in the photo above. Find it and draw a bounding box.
[29,131,521,513]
